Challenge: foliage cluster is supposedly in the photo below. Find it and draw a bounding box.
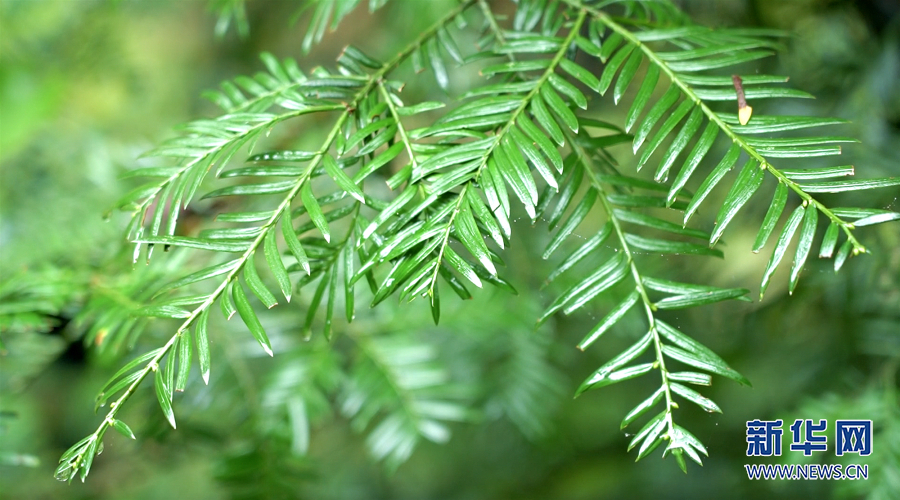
[1,0,898,496]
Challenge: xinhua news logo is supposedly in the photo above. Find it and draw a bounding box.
[744,419,872,481]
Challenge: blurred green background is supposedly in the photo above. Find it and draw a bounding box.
[1,0,898,499]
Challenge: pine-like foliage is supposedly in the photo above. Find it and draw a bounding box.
[53,0,899,481]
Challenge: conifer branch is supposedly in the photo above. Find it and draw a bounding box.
[579,2,867,251]
[57,0,477,481]
[566,128,678,445]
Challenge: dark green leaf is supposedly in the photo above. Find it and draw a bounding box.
[460,81,537,99]
[136,236,250,253]
[834,239,852,271]
[509,125,556,189]
[562,257,629,315]
[395,101,446,116]
[756,145,842,158]
[598,32,623,62]
[760,205,804,299]
[549,73,587,109]
[427,38,448,90]
[625,64,659,133]
[789,204,817,294]
[853,212,900,227]
[303,270,330,339]
[119,167,182,180]
[576,331,653,395]
[546,161,582,228]
[220,166,304,178]
[654,108,703,181]
[301,182,331,243]
[362,186,417,239]
[221,281,236,320]
[666,50,772,72]
[353,142,404,183]
[636,100,693,171]
[202,180,294,199]
[282,208,310,275]
[481,59,551,76]
[500,136,540,207]
[831,207,898,219]
[620,387,664,430]
[607,194,685,209]
[575,36,602,58]
[670,382,721,413]
[559,58,601,92]
[115,183,161,209]
[597,174,667,193]
[782,166,854,181]
[216,211,276,223]
[248,150,316,163]
[324,155,365,202]
[492,149,536,220]
[543,222,612,286]
[586,363,654,391]
[531,94,565,145]
[654,288,749,309]
[95,372,142,411]
[233,282,274,356]
[96,348,163,403]
[598,44,636,96]
[745,136,858,147]
[154,363,176,429]
[437,26,462,63]
[135,305,191,319]
[540,85,579,133]
[680,74,788,86]
[465,188,504,249]
[667,122,717,206]
[244,252,278,309]
[455,195,496,275]
[667,372,712,386]
[342,245,355,323]
[819,222,839,258]
[264,229,292,301]
[633,86,680,151]
[578,290,640,350]
[496,36,563,54]
[627,410,666,453]
[444,246,482,288]
[656,320,750,386]
[196,308,211,384]
[624,234,723,257]
[613,50,643,105]
[797,177,900,193]
[693,87,813,101]
[543,189,597,258]
[711,161,765,246]
[323,262,338,340]
[111,419,136,440]
[517,116,564,172]
[199,226,263,241]
[175,329,192,392]
[752,182,788,253]
[643,277,748,300]
[683,144,741,225]
[414,138,493,180]
[540,253,625,324]
[729,115,847,134]
[613,210,708,240]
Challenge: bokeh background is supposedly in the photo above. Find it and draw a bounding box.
[1,0,898,499]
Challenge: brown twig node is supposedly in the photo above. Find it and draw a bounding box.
[732,75,753,125]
